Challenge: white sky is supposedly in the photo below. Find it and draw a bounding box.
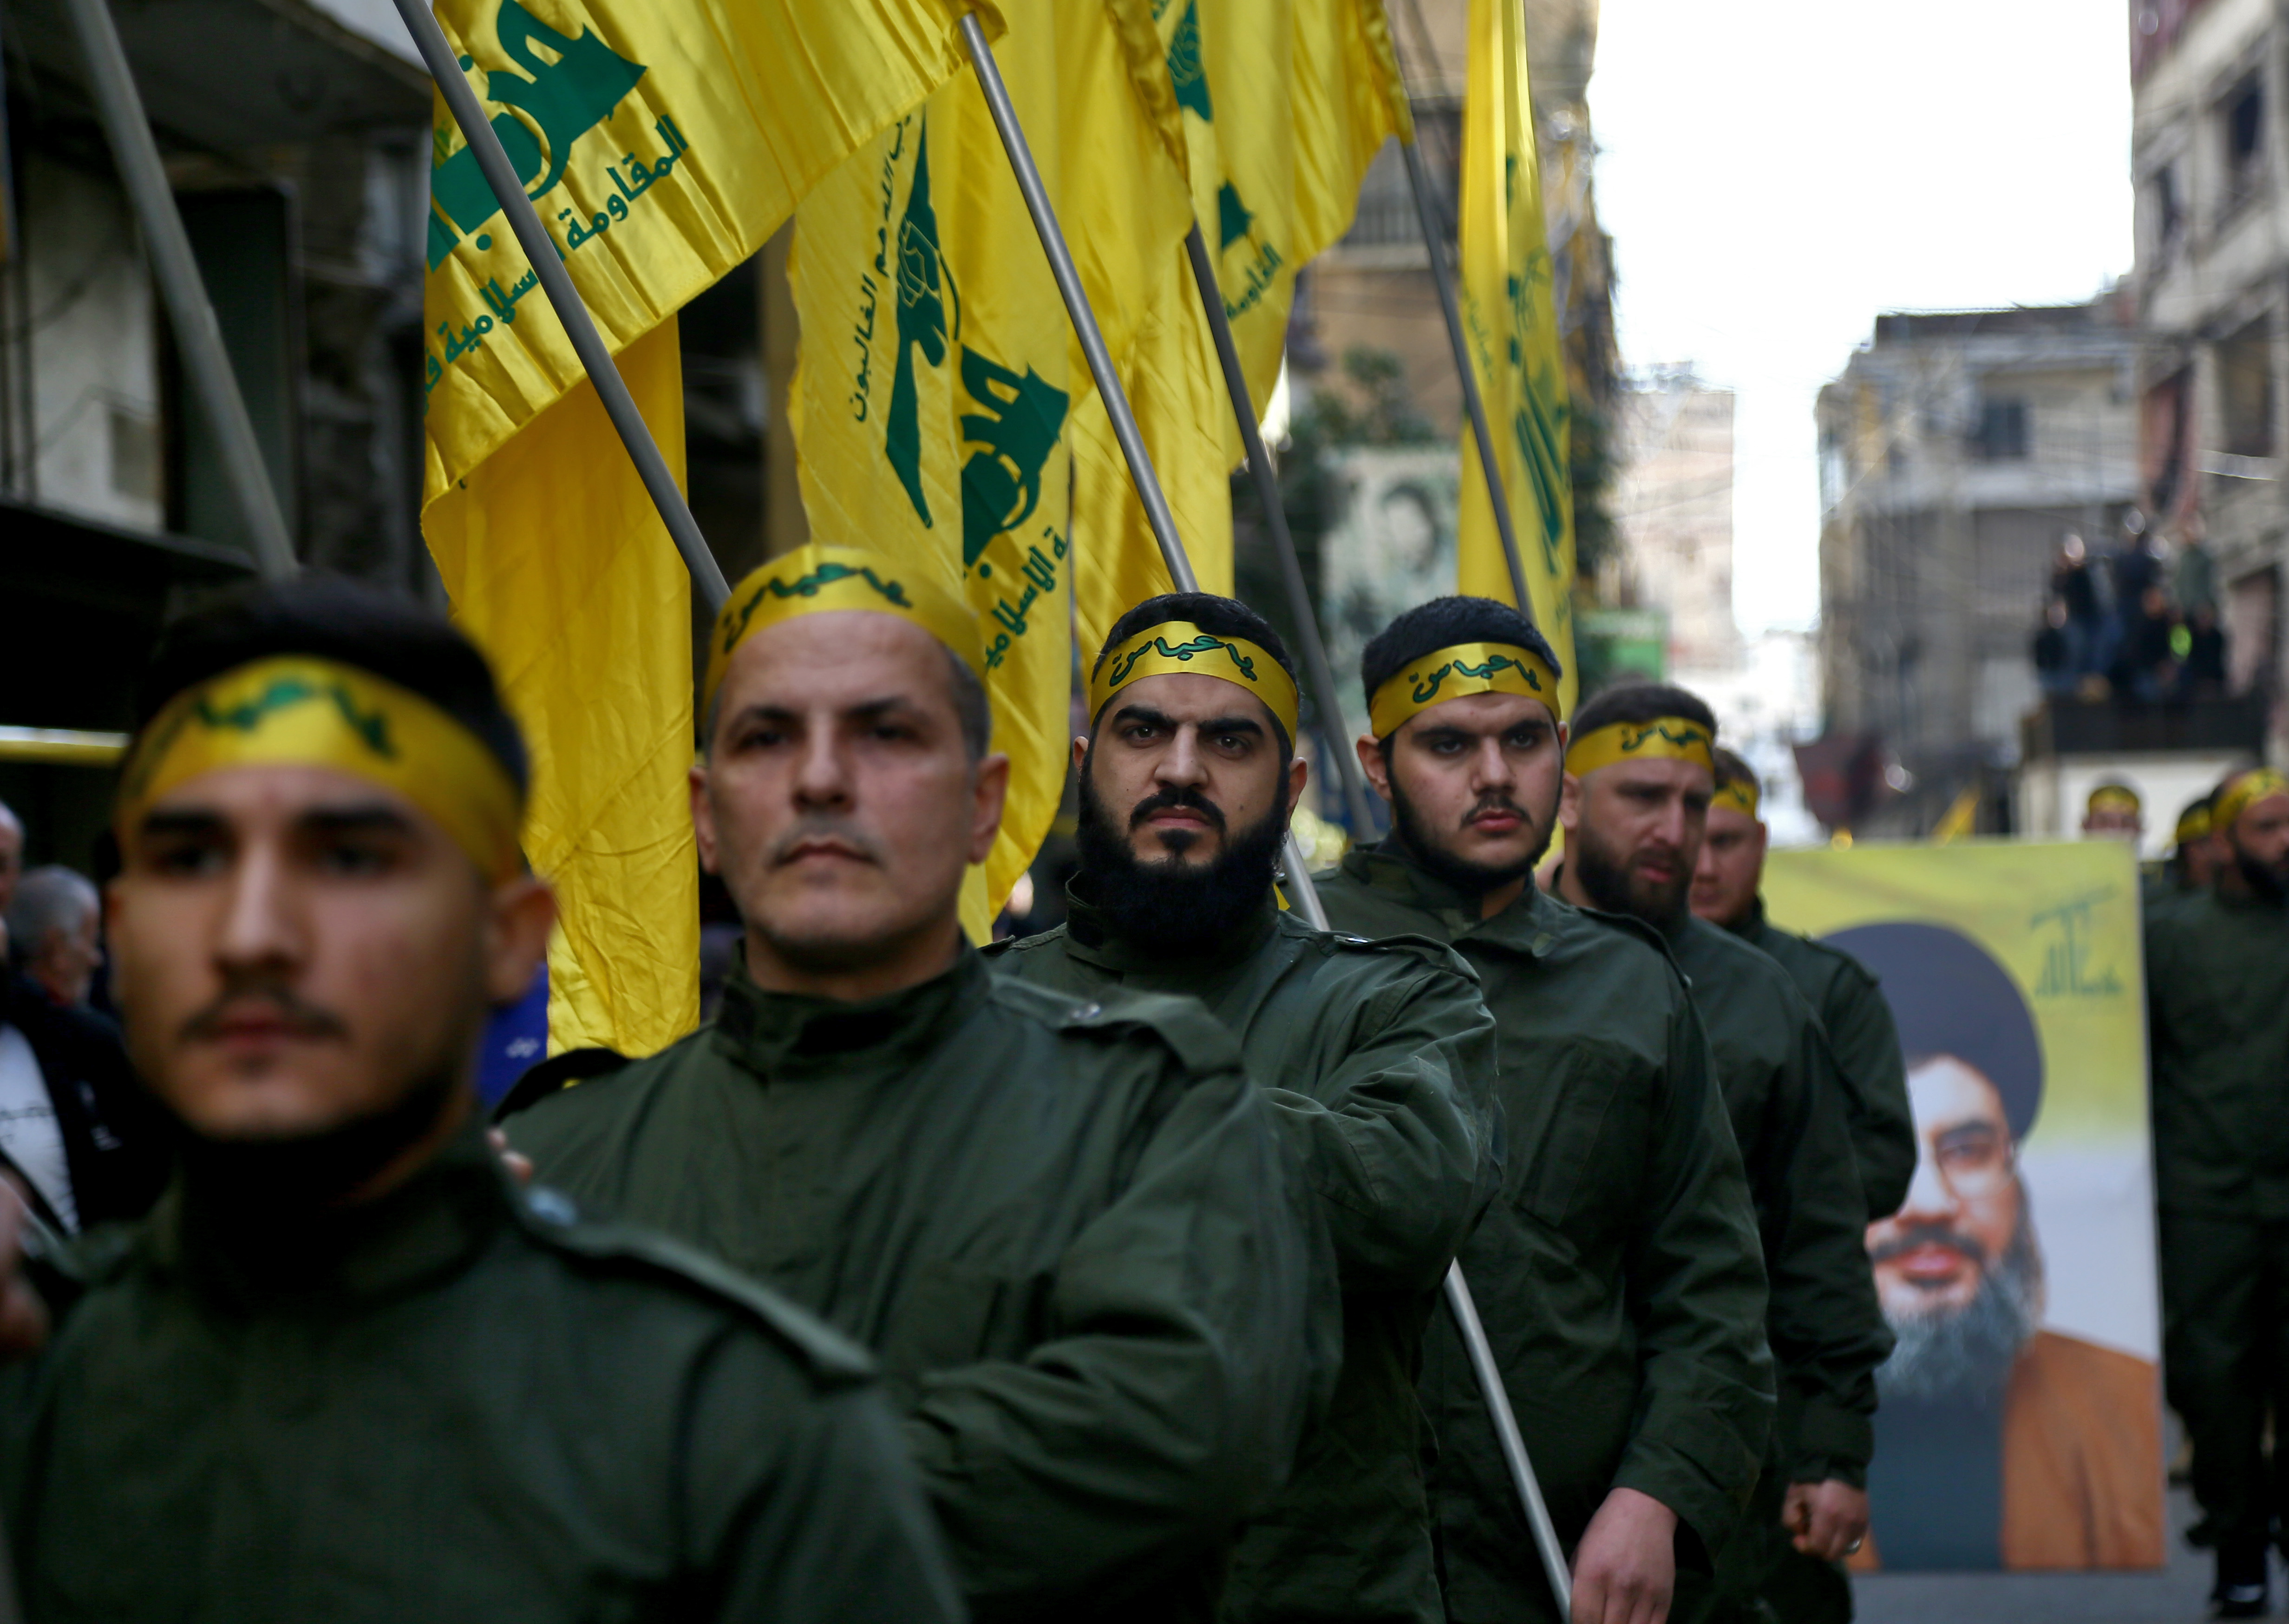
[1591,0,2136,633]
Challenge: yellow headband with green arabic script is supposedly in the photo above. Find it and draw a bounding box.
[2215,768,2289,832]
[1713,775,1761,819]
[1565,717,1718,779]
[116,656,526,881]
[1368,641,1563,738]
[2175,804,2213,846]
[704,544,988,718]
[2086,784,2142,818]
[1089,621,1301,741]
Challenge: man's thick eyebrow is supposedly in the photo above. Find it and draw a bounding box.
[299,804,421,838]
[727,695,926,729]
[1110,702,1263,736]
[137,808,226,840]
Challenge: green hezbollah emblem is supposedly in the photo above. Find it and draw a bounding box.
[887,120,954,526]
[959,352,1068,570]
[426,1,646,268]
[1165,0,1212,120]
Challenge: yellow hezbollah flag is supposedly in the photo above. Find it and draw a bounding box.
[419,0,993,1054]
[791,0,1189,938]
[1068,0,1413,657]
[1455,0,1576,717]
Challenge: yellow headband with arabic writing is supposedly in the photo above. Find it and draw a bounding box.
[1368,641,1563,738]
[1565,717,1718,779]
[1713,774,1761,819]
[2086,784,2142,817]
[2215,768,2289,831]
[704,544,987,718]
[116,656,525,881]
[2174,804,2213,846]
[1089,621,1301,742]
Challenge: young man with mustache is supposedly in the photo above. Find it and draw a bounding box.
[0,579,962,1621]
[1691,747,1914,1223]
[1550,682,1890,1624]
[504,547,1328,1624]
[987,591,1498,1624]
[1311,596,1774,1624]
[2145,766,2289,1614]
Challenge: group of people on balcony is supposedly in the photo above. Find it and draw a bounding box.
[2034,527,2226,704]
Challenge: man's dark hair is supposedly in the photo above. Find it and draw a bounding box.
[1091,592,1298,753]
[139,576,530,797]
[1712,745,1760,797]
[1825,921,2044,1141]
[946,654,991,763]
[1569,680,1718,743]
[1358,596,1562,733]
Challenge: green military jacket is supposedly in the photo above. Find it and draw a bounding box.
[505,947,1329,1624]
[987,888,1498,1624]
[1728,899,1915,1220]
[1316,848,1774,1624]
[2146,886,2289,1218]
[0,1123,961,1624]
[1659,913,1890,1489]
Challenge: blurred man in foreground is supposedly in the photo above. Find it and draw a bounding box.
[1828,922,2162,1571]
[1691,747,1914,1221]
[988,590,1493,1624]
[0,577,961,1622]
[507,549,1326,1623]
[0,804,21,919]
[2146,767,2289,1615]
[1550,683,1889,1624]
[1313,596,1773,1624]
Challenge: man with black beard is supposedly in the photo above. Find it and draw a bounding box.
[1311,596,1773,1624]
[2146,767,2289,1613]
[988,591,1498,1624]
[1823,922,2162,1573]
[1549,682,1889,1624]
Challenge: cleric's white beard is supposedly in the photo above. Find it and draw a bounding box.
[1876,1193,2045,1403]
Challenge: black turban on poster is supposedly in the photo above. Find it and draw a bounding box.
[1823,921,2044,1142]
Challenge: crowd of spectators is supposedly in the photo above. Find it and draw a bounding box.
[2033,527,2228,704]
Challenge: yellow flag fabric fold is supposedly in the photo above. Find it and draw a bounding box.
[1455,0,1577,718]
[791,0,1190,937]
[421,0,991,1054]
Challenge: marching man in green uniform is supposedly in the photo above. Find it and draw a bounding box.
[0,579,963,1622]
[1550,682,1890,1624]
[2145,766,2289,1616]
[1310,596,1775,1624]
[1691,746,1915,1222]
[987,591,1499,1624]
[504,545,1329,1624]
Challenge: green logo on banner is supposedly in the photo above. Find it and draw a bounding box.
[959,352,1068,569]
[1167,0,1212,120]
[425,1,645,268]
[887,121,954,526]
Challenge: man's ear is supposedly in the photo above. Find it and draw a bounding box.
[1069,734,1091,774]
[968,752,1012,866]
[1559,771,1582,833]
[1356,733,1393,802]
[689,763,720,876]
[1284,751,1309,818]
[483,877,558,1006]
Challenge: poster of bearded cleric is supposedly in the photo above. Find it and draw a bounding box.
[1763,840,2167,1572]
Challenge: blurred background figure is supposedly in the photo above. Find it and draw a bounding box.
[7,867,105,1012]
[2080,783,2143,845]
[2031,601,2076,701]
[2049,535,2104,680]
[0,804,21,921]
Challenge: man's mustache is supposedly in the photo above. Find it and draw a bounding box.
[768,817,885,869]
[1463,793,1530,830]
[1129,786,1226,834]
[180,979,349,1044]
[1870,1222,1988,1269]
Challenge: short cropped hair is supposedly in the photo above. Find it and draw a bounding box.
[1358,596,1562,727]
[1712,745,1760,798]
[1090,592,1299,754]
[1569,680,1719,742]
[139,576,529,798]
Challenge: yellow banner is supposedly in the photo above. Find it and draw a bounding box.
[1069,0,1411,657]
[791,0,1188,936]
[419,0,988,1053]
[1455,0,1576,718]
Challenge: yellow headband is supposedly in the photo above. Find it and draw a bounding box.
[2086,785,2142,817]
[704,544,987,718]
[2215,769,2289,832]
[1565,717,1717,779]
[1368,641,1562,738]
[2175,805,2213,846]
[1089,621,1301,741]
[116,656,525,881]
[1713,776,1761,819]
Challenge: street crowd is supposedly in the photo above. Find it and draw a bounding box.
[0,545,2282,1624]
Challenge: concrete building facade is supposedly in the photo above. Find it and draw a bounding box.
[1611,369,1739,672]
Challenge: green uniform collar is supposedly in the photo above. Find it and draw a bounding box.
[1725,895,1774,943]
[1339,842,1563,958]
[1061,874,1282,974]
[715,946,986,1079]
[156,1117,510,1311]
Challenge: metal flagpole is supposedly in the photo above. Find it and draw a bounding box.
[1397,132,1534,623]
[1445,1259,1573,1617]
[385,0,729,615]
[62,0,296,581]
[1180,225,1379,839]
[958,16,1330,927]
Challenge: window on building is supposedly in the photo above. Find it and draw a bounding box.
[2223,74,2266,213]
[1969,399,2029,461]
[2217,318,2276,458]
[2152,163,2183,252]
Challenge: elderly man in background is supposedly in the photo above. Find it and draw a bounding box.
[8,868,105,1012]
